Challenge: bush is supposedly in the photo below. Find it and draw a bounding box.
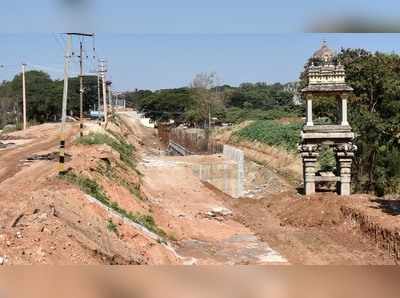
[234,120,302,151]
[107,219,118,234]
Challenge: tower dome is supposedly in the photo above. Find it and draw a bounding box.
[313,41,335,62]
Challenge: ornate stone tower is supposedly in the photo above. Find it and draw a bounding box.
[299,42,357,196]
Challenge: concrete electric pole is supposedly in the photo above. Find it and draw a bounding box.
[99,59,108,126]
[107,81,112,113]
[79,40,84,137]
[22,63,27,130]
[97,73,101,122]
[59,34,72,175]
[59,33,94,174]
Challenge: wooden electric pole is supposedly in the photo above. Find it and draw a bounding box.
[22,63,27,130]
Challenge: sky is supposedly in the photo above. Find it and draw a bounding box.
[1,33,400,91]
[1,0,400,34]
[0,1,400,90]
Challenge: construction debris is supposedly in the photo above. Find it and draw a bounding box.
[208,206,233,217]
[0,135,24,141]
[11,213,24,228]
[0,141,15,149]
[0,256,8,265]
[25,152,71,162]
[201,206,233,221]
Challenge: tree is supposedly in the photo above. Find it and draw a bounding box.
[0,70,99,127]
[138,88,193,125]
[189,72,223,128]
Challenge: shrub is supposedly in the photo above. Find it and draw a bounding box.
[107,219,118,234]
[225,107,300,123]
[234,120,302,151]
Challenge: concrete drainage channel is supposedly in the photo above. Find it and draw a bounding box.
[140,147,289,264]
[177,234,287,265]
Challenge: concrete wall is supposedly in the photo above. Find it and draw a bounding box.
[223,145,245,197]
[169,128,223,155]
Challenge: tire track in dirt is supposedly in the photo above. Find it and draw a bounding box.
[0,124,78,184]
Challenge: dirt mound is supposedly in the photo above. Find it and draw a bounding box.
[217,191,395,264]
[267,193,347,228]
[0,120,181,265]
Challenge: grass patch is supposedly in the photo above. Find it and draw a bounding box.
[60,171,164,237]
[120,180,144,200]
[60,171,109,204]
[77,132,136,169]
[225,107,301,123]
[96,159,145,201]
[107,219,118,235]
[234,120,302,152]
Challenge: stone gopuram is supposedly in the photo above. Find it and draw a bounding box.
[299,42,357,196]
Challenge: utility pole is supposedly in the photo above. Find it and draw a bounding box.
[59,34,72,175]
[97,73,101,121]
[79,41,84,137]
[107,81,112,113]
[99,59,108,126]
[208,103,211,130]
[59,33,94,174]
[22,63,27,130]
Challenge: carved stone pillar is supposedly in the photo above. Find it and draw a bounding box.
[306,95,313,126]
[299,144,319,195]
[335,143,357,196]
[340,94,349,126]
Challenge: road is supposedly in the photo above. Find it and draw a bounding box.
[0,123,78,184]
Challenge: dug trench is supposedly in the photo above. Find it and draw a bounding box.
[122,111,399,265]
[206,130,400,264]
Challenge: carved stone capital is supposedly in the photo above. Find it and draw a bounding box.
[339,93,350,100]
[299,144,320,159]
[334,142,357,155]
[298,144,319,153]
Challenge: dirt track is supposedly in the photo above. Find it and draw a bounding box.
[0,124,77,183]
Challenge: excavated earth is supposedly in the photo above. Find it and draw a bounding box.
[0,114,399,265]
[211,125,400,265]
